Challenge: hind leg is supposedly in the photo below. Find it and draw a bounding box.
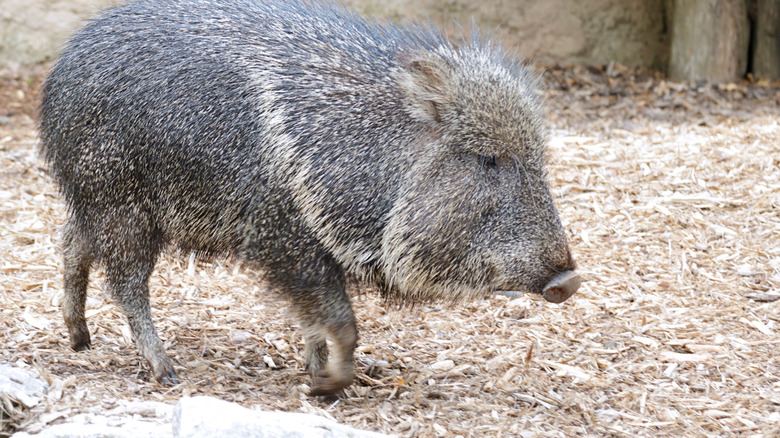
[104,256,177,384]
[62,218,95,351]
[99,209,177,384]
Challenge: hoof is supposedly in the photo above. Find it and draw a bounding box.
[153,358,179,385]
[308,370,352,397]
[70,331,92,352]
[72,341,91,352]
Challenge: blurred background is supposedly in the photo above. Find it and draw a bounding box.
[0,0,778,82]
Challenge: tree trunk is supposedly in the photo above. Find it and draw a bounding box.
[753,0,780,79]
[669,0,750,82]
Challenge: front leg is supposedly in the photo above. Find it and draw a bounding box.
[302,328,328,376]
[309,321,357,396]
[282,259,358,396]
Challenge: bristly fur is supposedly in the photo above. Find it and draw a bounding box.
[38,0,576,394]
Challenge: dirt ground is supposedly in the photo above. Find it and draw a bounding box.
[1,64,778,437]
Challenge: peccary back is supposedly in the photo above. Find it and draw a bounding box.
[39,0,579,395]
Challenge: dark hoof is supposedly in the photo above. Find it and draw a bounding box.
[71,339,91,352]
[158,372,180,385]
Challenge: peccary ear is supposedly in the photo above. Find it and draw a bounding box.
[398,56,453,126]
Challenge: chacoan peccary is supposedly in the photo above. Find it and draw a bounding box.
[39,0,581,396]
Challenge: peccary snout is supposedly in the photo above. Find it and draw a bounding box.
[542,270,581,303]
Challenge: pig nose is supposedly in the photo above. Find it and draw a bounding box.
[542,270,580,303]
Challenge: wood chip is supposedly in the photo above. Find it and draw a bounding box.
[658,351,711,363]
[430,360,455,372]
[744,293,780,302]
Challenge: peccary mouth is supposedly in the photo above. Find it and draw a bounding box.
[496,270,581,303]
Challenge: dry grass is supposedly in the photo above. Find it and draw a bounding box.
[1,65,779,437]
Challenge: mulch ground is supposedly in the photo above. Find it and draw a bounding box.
[1,64,778,437]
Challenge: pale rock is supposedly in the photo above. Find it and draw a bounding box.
[0,363,48,408]
[173,396,389,438]
[12,418,170,438]
[11,400,173,438]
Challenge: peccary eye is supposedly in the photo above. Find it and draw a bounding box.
[478,154,497,169]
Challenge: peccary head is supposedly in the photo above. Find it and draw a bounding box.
[379,47,579,303]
